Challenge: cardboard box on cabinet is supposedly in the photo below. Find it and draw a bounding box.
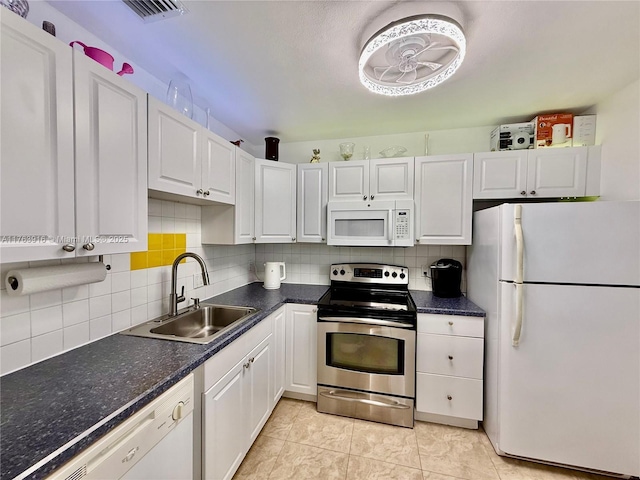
[490,122,535,151]
[531,113,573,148]
[572,115,596,146]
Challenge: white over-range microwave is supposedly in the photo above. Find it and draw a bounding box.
[327,200,414,247]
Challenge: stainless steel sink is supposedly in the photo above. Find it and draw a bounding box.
[121,304,258,344]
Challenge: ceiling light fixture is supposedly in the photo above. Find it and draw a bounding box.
[359,14,466,97]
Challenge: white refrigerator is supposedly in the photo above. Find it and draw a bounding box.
[467,201,639,477]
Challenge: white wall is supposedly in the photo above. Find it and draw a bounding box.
[0,200,256,376]
[25,1,258,152]
[589,79,640,201]
[278,126,495,164]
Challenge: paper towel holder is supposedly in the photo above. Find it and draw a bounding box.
[6,255,110,292]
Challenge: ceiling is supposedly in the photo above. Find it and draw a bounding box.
[49,1,639,145]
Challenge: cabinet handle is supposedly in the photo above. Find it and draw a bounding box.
[62,244,75,252]
[292,237,296,241]
[243,361,251,369]
[83,243,95,251]
[203,190,210,196]
[448,321,454,326]
[252,237,256,241]
[447,395,453,401]
[363,195,367,200]
[312,308,317,313]
[530,190,536,195]
[321,238,325,241]
[249,357,255,363]
[520,191,527,196]
[448,355,454,360]
[196,189,204,195]
[371,195,375,200]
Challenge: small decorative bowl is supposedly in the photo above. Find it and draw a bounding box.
[379,146,407,158]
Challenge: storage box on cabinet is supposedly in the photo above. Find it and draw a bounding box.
[0,13,147,262]
[415,313,484,426]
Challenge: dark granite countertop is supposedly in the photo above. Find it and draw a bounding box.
[0,282,483,480]
[409,290,485,317]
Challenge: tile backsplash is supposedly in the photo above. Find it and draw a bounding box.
[254,244,466,291]
[0,197,465,375]
[0,199,256,375]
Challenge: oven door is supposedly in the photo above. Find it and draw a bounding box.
[317,320,416,398]
[327,201,395,247]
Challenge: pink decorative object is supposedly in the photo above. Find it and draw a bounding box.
[69,41,134,76]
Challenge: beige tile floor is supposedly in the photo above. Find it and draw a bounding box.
[233,398,615,480]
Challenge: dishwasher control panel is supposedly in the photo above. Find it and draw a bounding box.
[48,374,194,480]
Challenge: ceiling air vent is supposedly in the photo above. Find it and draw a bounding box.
[123,0,188,23]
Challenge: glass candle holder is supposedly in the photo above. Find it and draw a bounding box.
[339,142,354,161]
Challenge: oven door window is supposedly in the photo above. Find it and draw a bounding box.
[326,333,404,375]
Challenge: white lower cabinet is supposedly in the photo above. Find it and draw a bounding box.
[202,315,274,480]
[416,313,485,428]
[284,304,317,397]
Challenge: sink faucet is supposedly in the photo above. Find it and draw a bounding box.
[170,252,210,317]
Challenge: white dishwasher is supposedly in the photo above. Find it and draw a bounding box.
[49,374,194,480]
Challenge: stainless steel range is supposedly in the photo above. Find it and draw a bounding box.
[316,263,416,428]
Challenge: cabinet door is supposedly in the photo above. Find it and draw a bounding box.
[285,304,317,396]
[272,306,286,405]
[0,13,75,262]
[254,159,296,243]
[415,154,473,245]
[235,149,256,243]
[203,360,246,480]
[369,157,414,200]
[526,147,587,198]
[202,130,236,205]
[73,51,148,255]
[297,163,328,243]
[245,335,272,444]
[328,161,369,201]
[473,151,528,199]
[148,96,201,199]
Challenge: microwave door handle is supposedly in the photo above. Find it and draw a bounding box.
[388,209,393,245]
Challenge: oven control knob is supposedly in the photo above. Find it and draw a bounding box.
[333,269,338,275]
[384,271,390,277]
[399,273,406,279]
[392,272,397,278]
[340,269,345,275]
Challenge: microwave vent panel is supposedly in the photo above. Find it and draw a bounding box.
[122,0,188,23]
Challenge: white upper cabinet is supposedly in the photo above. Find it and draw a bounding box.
[297,163,328,243]
[201,130,236,204]
[473,147,590,199]
[73,51,148,256]
[201,150,254,244]
[148,96,235,205]
[1,12,75,262]
[0,13,147,262]
[328,161,369,201]
[369,157,414,200]
[254,159,296,243]
[328,157,414,202]
[415,154,473,245]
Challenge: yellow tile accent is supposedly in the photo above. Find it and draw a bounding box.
[148,233,163,251]
[130,233,190,270]
[175,234,186,249]
[148,250,163,268]
[162,234,175,250]
[130,251,148,270]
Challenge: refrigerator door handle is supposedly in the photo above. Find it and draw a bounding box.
[513,283,523,346]
[514,204,524,284]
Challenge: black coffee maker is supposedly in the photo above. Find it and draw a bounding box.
[429,259,463,298]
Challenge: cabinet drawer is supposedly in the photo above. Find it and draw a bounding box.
[417,314,484,338]
[416,373,483,420]
[417,334,483,379]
